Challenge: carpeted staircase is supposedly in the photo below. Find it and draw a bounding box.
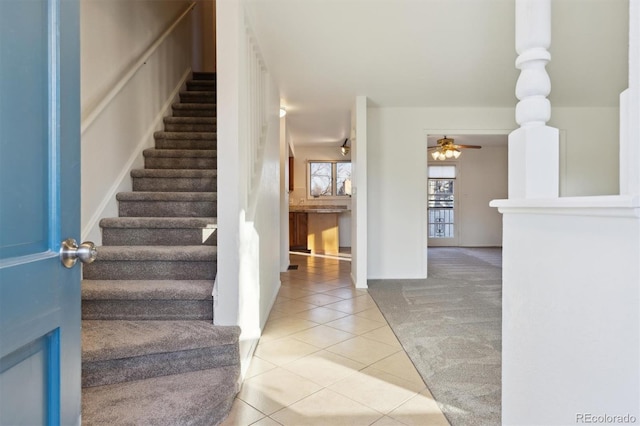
[81,72,240,426]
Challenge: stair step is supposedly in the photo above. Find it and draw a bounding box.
[163,116,216,132]
[171,102,216,117]
[82,245,217,280]
[82,280,214,320]
[101,217,217,246]
[82,365,237,426]
[82,320,238,387]
[131,169,217,192]
[191,72,216,81]
[186,80,216,92]
[116,191,216,217]
[179,91,215,104]
[154,130,216,149]
[143,148,216,170]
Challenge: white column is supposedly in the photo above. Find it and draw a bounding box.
[509,0,559,199]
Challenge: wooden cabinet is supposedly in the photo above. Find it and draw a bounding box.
[289,212,308,250]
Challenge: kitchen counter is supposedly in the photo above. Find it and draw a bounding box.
[289,205,349,214]
[288,206,349,254]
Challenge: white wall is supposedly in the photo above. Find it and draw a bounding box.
[81,0,194,242]
[455,145,507,247]
[217,0,282,375]
[367,106,620,279]
[494,200,640,425]
[551,107,620,197]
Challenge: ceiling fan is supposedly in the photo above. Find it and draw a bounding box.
[428,136,481,161]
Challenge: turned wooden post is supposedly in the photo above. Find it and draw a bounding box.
[509,0,559,199]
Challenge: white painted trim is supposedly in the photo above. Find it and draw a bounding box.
[81,2,196,134]
[80,68,192,241]
[491,194,640,217]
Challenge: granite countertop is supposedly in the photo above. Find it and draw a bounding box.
[289,205,350,213]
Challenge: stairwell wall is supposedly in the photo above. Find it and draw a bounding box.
[81,0,194,242]
[217,0,282,375]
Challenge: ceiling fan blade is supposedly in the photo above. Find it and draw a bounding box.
[455,144,482,149]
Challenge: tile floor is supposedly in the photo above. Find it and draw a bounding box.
[221,254,450,426]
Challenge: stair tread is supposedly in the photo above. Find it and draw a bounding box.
[94,245,216,261]
[82,320,239,362]
[82,366,237,426]
[143,148,216,158]
[100,217,217,228]
[116,191,216,201]
[82,280,213,300]
[154,131,216,139]
[171,102,216,109]
[131,169,216,178]
[163,116,216,123]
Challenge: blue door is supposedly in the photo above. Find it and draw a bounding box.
[0,0,83,424]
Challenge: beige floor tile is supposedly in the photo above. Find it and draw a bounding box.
[326,336,400,366]
[324,295,378,314]
[369,352,426,386]
[387,389,451,426]
[220,398,265,426]
[297,293,345,306]
[355,307,387,323]
[323,287,369,300]
[245,356,278,379]
[290,324,355,349]
[370,416,406,426]
[276,287,315,300]
[293,306,349,324]
[361,325,402,347]
[329,366,426,414]
[271,388,382,426]
[281,350,365,387]
[251,416,284,426]
[264,309,289,321]
[238,367,322,415]
[255,336,320,366]
[260,317,319,342]
[325,315,386,335]
[271,299,317,314]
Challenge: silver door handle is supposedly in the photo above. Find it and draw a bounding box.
[60,238,97,268]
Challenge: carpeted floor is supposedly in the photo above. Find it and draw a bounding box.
[368,247,502,426]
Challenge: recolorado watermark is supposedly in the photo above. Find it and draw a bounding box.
[576,413,637,424]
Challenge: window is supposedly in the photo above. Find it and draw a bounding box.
[428,165,456,239]
[309,161,352,197]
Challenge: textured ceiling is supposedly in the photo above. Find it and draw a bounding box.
[245,0,629,146]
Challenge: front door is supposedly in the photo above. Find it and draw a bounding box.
[0,0,82,424]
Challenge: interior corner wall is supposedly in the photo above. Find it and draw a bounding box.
[80,0,193,242]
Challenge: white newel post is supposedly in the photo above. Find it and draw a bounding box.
[509,0,559,199]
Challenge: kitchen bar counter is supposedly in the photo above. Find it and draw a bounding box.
[288,206,349,254]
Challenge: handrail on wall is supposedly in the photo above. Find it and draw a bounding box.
[81,2,196,134]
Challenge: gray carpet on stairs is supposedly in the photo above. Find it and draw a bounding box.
[368,247,502,426]
[81,73,239,425]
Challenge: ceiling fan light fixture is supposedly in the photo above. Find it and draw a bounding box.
[279,107,287,118]
[453,150,462,159]
[431,151,440,160]
[340,139,350,156]
[445,149,454,158]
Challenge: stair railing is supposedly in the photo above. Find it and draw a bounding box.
[81,2,196,135]
[243,23,269,218]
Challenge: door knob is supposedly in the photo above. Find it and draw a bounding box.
[60,238,97,268]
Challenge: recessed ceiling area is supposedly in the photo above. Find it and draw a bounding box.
[245,0,628,147]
